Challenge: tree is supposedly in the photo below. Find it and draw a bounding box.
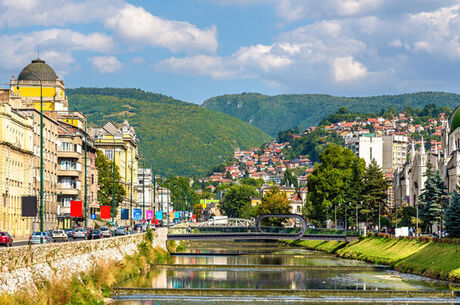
[219,185,258,218]
[96,150,126,217]
[306,144,364,226]
[361,159,387,223]
[163,176,199,211]
[240,177,264,188]
[418,169,449,233]
[445,192,460,237]
[282,169,298,189]
[256,187,292,226]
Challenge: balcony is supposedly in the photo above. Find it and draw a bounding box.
[58,151,81,159]
[58,188,80,196]
[57,163,81,177]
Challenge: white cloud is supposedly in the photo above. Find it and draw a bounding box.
[105,4,218,54]
[90,56,123,73]
[0,29,114,76]
[0,0,123,28]
[333,56,367,81]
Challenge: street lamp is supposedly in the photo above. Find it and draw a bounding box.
[16,75,45,244]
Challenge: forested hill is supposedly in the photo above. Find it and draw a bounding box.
[67,88,272,177]
[202,92,460,136]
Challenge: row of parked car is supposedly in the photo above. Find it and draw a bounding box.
[0,225,144,247]
[27,226,130,245]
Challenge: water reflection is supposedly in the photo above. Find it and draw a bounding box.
[115,241,459,305]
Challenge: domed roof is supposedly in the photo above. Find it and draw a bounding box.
[18,58,57,81]
[449,106,460,133]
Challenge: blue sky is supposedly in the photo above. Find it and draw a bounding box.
[1,0,460,103]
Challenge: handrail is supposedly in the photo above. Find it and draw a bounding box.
[255,214,307,240]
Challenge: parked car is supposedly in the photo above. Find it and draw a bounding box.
[51,230,68,242]
[73,228,89,240]
[28,232,53,245]
[0,232,13,247]
[99,226,111,237]
[115,226,127,236]
[64,228,74,238]
[91,229,102,239]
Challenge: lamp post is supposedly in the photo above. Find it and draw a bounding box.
[84,120,87,229]
[16,75,44,244]
[153,169,156,228]
[142,165,145,221]
[130,151,133,226]
[112,137,116,227]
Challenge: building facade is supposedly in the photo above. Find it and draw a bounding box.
[382,135,408,173]
[346,134,383,167]
[93,121,138,223]
[0,103,34,238]
[136,168,155,218]
[16,108,59,232]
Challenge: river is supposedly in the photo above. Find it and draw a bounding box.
[112,241,460,304]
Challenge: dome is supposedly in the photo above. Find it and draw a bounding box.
[449,106,460,133]
[18,58,57,81]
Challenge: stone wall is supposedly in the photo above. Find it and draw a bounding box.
[0,228,168,294]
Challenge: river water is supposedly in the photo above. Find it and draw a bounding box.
[112,241,460,305]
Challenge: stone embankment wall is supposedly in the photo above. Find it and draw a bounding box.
[0,228,168,294]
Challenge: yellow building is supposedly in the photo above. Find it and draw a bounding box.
[9,58,68,112]
[8,58,99,229]
[0,103,34,238]
[93,121,139,224]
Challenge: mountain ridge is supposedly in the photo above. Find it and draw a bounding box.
[66,88,272,177]
[202,91,460,136]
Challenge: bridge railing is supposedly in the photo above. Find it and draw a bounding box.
[168,227,360,236]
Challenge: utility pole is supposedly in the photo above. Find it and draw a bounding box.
[378,201,381,233]
[112,137,116,227]
[39,80,44,244]
[130,151,133,226]
[153,170,156,228]
[142,165,145,221]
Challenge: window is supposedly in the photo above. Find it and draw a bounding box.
[61,197,71,207]
[104,149,114,160]
[60,142,73,152]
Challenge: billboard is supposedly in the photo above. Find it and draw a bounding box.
[121,209,129,220]
[100,206,111,219]
[146,210,153,220]
[156,211,163,220]
[133,209,142,220]
[21,196,37,217]
[70,201,83,217]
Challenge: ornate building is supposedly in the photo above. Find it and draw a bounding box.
[0,103,34,238]
[93,121,139,224]
[6,58,98,230]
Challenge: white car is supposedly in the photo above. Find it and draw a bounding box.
[99,226,111,237]
[51,230,68,242]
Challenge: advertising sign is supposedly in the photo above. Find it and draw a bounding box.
[133,209,142,221]
[121,209,129,220]
[146,210,153,220]
[101,206,111,219]
[156,211,163,220]
[70,201,83,217]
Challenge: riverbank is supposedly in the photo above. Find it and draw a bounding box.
[291,236,460,283]
[0,229,169,305]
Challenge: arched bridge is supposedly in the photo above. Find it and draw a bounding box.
[167,214,359,242]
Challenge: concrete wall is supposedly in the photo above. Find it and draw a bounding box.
[0,228,167,294]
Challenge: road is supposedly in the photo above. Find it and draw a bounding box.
[6,232,143,248]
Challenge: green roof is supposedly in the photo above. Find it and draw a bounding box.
[450,106,460,133]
